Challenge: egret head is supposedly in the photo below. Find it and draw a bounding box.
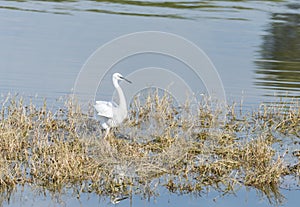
[113,73,132,83]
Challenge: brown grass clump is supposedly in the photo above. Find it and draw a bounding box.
[0,93,299,206]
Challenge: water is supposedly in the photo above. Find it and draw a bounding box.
[0,0,299,206]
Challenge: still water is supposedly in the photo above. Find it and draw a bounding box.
[0,0,299,206]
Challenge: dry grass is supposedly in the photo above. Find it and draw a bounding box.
[0,93,299,206]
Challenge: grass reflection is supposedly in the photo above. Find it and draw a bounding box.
[0,5,70,14]
[1,0,278,19]
[85,8,185,19]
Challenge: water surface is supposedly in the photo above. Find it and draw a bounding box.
[0,0,299,206]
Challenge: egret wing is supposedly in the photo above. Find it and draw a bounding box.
[94,101,113,118]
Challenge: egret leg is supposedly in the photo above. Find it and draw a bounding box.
[101,122,111,138]
[104,127,110,138]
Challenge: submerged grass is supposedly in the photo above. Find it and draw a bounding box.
[0,93,299,206]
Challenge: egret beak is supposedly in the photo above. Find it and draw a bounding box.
[121,76,132,84]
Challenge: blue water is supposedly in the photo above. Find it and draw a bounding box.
[0,0,299,206]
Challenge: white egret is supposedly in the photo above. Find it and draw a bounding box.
[94,73,131,137]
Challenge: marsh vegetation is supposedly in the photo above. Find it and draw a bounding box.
[0,93,299,206]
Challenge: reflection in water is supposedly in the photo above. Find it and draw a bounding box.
[255,2,300,98]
